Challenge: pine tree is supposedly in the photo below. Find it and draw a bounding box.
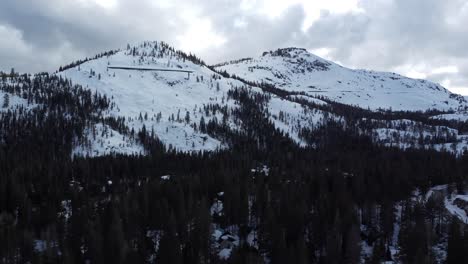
[199,116,206,133]
[156,212,182,264]
[2,93,9,108]
[185,111,190,124]
[104,204,128,264]
[344,221,361,264]
[447,217,465,264]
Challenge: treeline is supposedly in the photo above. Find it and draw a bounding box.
[126,41,206,66]
[207,68,468,135]
[57,50,120,72]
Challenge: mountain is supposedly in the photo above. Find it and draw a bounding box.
[2,41,468,263]
[56,42,468,157]
[215,47,467,112]
[58,41,332,155]
[59,41,235,154]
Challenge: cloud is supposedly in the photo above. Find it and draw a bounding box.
[300,0,468,94]
[0,0,185,72]
[0,0,467,95]
[204,4,307,63]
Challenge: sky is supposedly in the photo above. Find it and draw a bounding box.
[0,0,467,95]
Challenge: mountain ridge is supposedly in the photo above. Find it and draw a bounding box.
[215,47,467,112]
[47,41,467,156]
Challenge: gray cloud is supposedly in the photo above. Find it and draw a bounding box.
[205,4,307,63]
[0,0,467,95]
[0,0,184,72]
[299,0,468,94]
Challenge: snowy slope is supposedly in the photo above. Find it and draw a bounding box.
[266,93,334,145]
[60,42,331,154]
[370,119,468,156]
[216,48,467,112]
[432,112,468,122]
[60,41,240,153]
[72,123,145,157]
[426,185,468,224]
[58,42,467,157]
[0,90,34,112]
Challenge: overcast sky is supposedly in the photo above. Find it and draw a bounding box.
[1,0,467,95]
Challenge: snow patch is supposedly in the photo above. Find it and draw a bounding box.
[72,123,144,157]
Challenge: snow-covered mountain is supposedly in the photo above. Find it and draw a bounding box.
[59,41,236,154]
[215,47,467,112]
[52,42,468,156]
[59,42,331,155]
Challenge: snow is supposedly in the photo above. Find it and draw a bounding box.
[425,184,448,201]
[433,141,468,156]
[58,42,468,156]
[60,41,243,154]
[218,249,232,260]
[432,242,448,264]
[59,200,72,220]
[360,239,373,263]
[426,185,468,224]
[455,195,468,202]
[432,112,468,122]
[210,199,223,217]
[287,94,329,106]
[160,175,171,180]
[369,119,468,156]
[251,165,270,176]
[389,203,403,261]
[212,229,223,241]
[247,230,258,249]
[146,230,162,263]
[212,225,240,260]
[445,195,468,224]
[34,240,48,253]
[266,95,335,145]
[72,123,144,157]
[59,42,343,155]
[0,90,35,112]
[216,48,467,112]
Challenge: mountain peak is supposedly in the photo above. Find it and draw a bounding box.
[262,47,308,57]
[215,46,466,112]
[260,47,333,72]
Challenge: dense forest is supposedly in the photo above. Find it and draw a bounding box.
[1,73,467,263]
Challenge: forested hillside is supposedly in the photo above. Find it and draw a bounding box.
[1,42,467,263]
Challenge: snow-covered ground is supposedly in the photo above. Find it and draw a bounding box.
[426,184,468,224]
[432,112,468,122]
[0,90,35,112]
[360,185,466,263]
[445,195,468,224]
[146,230,162,263]
[56,42,468,157]
[72,123,144,157]
[368,119,468,156]
[212,227,240,260]
[266,94,335,145]
[216,48,467,112]
[210,194,240,260]
[59,42,339,155]
[60,41,244,153]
